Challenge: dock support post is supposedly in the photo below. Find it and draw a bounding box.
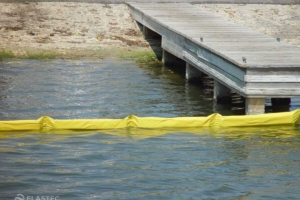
[143,26,159,39]
[186,63,202,82]
[271,98,291,106]
[162,49,173,67]
[245,98,265,115]
[213,81,231,104]
[162,49,185,73]
[271,98,291,112]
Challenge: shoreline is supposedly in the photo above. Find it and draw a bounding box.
[0,47,159,61]
[1,0,299,4]
[0,2,299,60]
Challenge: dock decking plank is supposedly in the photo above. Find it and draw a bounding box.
[128,2,300,100]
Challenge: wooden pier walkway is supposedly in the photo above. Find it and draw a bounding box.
[128,3,300,114]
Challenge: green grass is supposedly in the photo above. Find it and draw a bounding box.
[26,51,57,59]
[0,50,15,59]
[0,47,162,62]
[117,49,161,64]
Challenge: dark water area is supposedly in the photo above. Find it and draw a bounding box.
[0,59,300,200]
[0,59,216,120]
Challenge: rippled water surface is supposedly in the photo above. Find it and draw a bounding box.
[0,59,300,200]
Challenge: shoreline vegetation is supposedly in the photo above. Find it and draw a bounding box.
[0,2,299,60]
[0,48,159,63]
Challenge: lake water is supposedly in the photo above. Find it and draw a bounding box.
[0,59,300,200]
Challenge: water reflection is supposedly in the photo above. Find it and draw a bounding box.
[0,126,299,142]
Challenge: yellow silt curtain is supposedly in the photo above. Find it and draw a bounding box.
[0,109,299,132]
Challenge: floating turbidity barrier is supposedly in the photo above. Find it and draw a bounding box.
[0,110,300,131]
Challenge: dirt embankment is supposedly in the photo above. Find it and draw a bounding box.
[0,2,150,59]
[0,3,299,59]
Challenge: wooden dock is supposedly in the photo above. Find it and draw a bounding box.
[128,2,300,114]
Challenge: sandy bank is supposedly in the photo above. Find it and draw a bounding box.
[0,0,299,4]
[0,2,299,59]
[0,2,153,59]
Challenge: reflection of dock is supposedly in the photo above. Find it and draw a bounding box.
[128,3,300,114]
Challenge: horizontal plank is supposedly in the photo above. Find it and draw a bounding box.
[162,37,184,59]
[246,88,300,97]
[246,82,300,88]
[245,75,300,83]
[246,69,300,76]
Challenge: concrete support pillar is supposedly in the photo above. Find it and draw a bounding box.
[213,80,231,104]
[245,98,265,115]
[143,26,159,39]
[186,63,202,82]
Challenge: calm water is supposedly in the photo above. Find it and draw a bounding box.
[0,59,300,200]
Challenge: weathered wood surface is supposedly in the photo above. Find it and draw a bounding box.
[129,3,300,68]
[128,3,300,98]
[2,0,300,4]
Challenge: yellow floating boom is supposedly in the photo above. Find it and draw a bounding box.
[0,109,299,131]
